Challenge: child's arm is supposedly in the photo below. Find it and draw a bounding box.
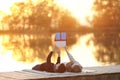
[65,47,76,63]
[47,51,54,63]
[47,46,56,63]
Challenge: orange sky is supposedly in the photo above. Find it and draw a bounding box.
[0,0,25,14]
[0,0,95,27]
[54,0,95,27]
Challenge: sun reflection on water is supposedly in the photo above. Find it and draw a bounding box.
[0,36,37,72]
[62,33,101,67]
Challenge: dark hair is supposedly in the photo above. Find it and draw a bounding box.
[57,63,66,73]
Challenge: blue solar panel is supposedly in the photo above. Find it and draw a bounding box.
[61,32,66,40]
[55,32,66,41]
[55,32,60,40]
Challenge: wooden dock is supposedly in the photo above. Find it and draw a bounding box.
[0,65,120,80]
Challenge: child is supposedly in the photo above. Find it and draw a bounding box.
[65,47,83,72]
[32,47,66,73]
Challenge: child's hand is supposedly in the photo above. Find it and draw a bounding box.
[52,46,56,52]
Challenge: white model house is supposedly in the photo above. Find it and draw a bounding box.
[55,32,66,47]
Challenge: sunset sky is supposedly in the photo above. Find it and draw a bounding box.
[0,0,24,14]
[55,0,95,26]
[0,0,95,26]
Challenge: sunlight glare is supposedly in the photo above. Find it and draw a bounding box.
[62,34,101,67]
[55,0,95,27]
[0,0,25,14]
[0,36,37,72]
[0,49,36,72]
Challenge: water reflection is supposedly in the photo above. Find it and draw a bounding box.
[0,34,52,63]
[0,32,120,71]
[94,32,120,65]
[63,33,100,67]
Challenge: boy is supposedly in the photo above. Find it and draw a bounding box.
[32,47,66,73]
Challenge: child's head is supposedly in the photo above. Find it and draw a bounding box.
[72,65,82,72]
[55,63,66,73]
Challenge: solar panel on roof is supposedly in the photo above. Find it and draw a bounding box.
[61,32,66,40]
[55,32,60,40]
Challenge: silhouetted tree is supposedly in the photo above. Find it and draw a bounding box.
[92,0,120,29]
[92,0,120,64]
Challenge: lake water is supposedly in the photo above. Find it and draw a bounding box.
[0,32,120,72]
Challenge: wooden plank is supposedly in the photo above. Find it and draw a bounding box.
[0,71,48,80]
[0,65,120,80]
[0,76,16,80]
[0,72,21,80]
